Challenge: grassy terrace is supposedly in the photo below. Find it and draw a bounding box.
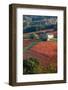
[23,39,42,52]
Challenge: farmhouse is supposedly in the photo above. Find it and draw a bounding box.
[23,28,57,41]
[47,31,57,41]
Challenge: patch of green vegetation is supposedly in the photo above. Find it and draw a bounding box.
[23,57,39,74]
[47,63,57,73]
[23,39,42,53]
[23,41,39,52]
[23,57,57,74]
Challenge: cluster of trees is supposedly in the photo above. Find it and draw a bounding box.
[29,33,47,41]
[23,57,57,74]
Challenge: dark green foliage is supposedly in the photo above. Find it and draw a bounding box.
[29,33,35,39]
[23,57,57,74]
[29,33,39,40]
[39,32,47,41]
[23,57,39,74]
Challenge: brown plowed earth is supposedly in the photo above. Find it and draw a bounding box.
[23,40,57,68]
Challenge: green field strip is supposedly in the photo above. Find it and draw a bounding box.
[23,39,42,53]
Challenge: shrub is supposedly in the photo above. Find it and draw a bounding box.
[23,57,39,74]
[23,57,57,74]
[47,63,57,73]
